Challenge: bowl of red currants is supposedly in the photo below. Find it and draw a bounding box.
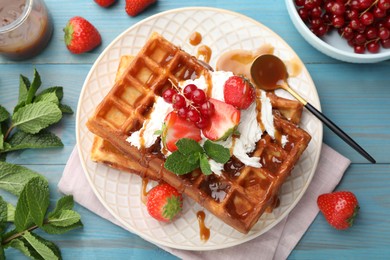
[285,0,390,63]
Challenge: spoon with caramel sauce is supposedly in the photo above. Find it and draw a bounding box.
[251,54,376,163]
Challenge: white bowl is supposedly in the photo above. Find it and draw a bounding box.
[285,0,390,63]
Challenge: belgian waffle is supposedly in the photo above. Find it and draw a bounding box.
[87,33,311,234]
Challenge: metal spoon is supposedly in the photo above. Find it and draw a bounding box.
[250,54,376,164]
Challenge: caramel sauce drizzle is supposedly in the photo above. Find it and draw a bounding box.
[196,211,210,242]
[197,45,212,64]
[189,31,202,46]
[141,178,149,204]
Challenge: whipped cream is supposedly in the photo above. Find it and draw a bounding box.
[126,70,277,175]
[126,97,172,149]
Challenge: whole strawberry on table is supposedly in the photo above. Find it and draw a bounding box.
[317,191,360,230]
[64,16,102,54]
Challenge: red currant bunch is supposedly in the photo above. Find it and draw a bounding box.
[295,0,390,53]
[162,84,215,129]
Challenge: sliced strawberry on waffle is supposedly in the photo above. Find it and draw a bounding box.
[202,98,240,141]
[162,111,202,152]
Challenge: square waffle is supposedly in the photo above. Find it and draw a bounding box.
[87,33,311,234]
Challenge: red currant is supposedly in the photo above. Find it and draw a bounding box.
[177,106,189,118]
[183,84,197,99]
[379,27,390,40]
[354,44,366,53]
[381,38,390,48]
[195,116,210,129]
[200,101,215,118]
[162,88,177,104]
[367,41,380,53]
[172,94,186,110]
[332,15,345,28]
[187,109,201,123]
[373,6,386,18]
[190,89,207,105]
[331,2,346,15]
[365,26,378,40]
[378,0,390,11]
[360,12,374,26]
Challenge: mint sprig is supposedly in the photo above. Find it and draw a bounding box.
[1,176,82,259]
[0,69,73,159]
[164,138,230,175]
[0,69,81,259]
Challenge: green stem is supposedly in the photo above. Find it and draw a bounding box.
[3,125,14,141]
[1,225,38,246]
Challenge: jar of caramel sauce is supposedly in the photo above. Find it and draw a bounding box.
[0,0,53,60]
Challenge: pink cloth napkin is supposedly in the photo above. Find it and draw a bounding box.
[58,144,350,260]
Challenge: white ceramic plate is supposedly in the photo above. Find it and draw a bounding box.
[76,7,323,250]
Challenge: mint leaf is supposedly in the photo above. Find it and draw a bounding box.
[9,237,35,258]
[24,177,50,227]
[58,104,73,114]
[31,233,61,259]
[14,186,34,231]
[42,221,83,235]
[0,196,7,224]
[0,132,3,151]
[48,210,81,227]
[22,231,60,260]
[187,152,201,165]
[12,101,62,134]
[3,131,63,152]
[0,105,10,122]
[199,154,212,175]
[7,202,15,222]
[48,195,74,218]
[35,86,64,102]
[26,69,42,104]
[203,140,230,164]
[0,161,40,195]
[164,151,199,175]
[18,74,30,104]
[34,92,59,105]
[176,138,203,155]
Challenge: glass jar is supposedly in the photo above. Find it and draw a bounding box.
[0,0,53,60]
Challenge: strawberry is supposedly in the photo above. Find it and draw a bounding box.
[162,111,202,152]
[146,183,183,222]
[202,98,240,141]
[223,75,256,110]
[317,191,360,230]
[125,0,156,17]
[94,0,116,7]
[64,17,101,54]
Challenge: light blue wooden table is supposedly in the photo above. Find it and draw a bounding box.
[1,0,389,259]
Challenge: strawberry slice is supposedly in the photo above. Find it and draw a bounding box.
[162,111,202,152]
[202,98,240,141]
